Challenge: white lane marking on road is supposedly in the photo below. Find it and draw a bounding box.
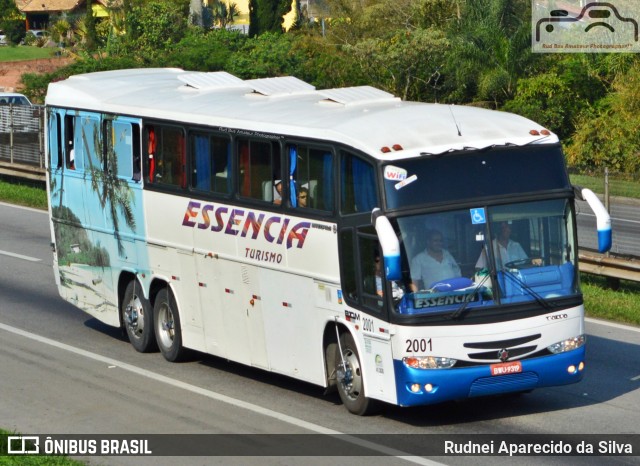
[0,322,441,465]
[0,249,41,262]
[0,201,47,214]
[631,375,640,381]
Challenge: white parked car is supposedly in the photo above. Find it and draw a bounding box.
[0,30,7,46]
[0,92,37,133]
[0,92,32,106]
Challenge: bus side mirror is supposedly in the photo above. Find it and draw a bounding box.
[574,186,612,253]
[372,208,402,281]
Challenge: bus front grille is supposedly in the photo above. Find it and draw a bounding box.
[468,372,539,397]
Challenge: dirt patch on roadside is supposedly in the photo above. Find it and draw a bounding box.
[0,57,73,92]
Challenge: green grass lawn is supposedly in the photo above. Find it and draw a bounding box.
[0,179,47,210]
[570,173,640,199]
[0,46,56,62]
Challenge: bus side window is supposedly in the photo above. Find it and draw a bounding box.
[109,120,135,179]
[341,151,377,214]
[238,138,279,201]
[64,114,75,170]
[340,228,358,302]
[146,124,186,189]
[290,143,334,211]
[49,112,62,170]
[81,115,101,171]
[190,132,231,194]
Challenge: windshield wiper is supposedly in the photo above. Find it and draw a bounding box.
[450,272,492,320]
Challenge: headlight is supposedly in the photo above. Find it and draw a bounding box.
[547,334,586,354]
[403,356,456,369]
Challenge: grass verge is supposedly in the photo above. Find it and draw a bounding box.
[569,173,640,199]
[0,178,47,210]
[581,274,640,326]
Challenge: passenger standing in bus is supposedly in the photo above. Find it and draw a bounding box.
[409,229,461,291]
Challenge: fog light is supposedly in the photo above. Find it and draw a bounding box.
[410,383,421,393]
[567,365,576,374]
[578,362,585,371]
[424,383,434,393]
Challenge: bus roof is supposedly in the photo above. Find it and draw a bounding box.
[46,68,559,159]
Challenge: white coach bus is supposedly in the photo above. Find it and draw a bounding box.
[45,69,611,415]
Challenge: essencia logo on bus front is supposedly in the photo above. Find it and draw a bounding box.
[182,200,311,249]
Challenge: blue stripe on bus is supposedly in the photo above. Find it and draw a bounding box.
[393,347,585,407]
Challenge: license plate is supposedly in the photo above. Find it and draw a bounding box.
[490,361,522,376]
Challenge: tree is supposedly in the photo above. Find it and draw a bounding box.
[566,63,640,174]
[121,0,189,63]
[248,0,292,36]
[443,0,534,106]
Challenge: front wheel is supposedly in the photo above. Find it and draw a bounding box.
[335,332,379,415]
[121,280,157,353]
[153,287,186,362]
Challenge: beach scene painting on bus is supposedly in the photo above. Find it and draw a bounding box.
[48,111,147,328]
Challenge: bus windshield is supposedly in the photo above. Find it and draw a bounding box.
[391,198,579,317]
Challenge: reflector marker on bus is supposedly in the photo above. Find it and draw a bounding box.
[282,302,292,308]
[171,275,180,281]
[225,288,234,294]
[199,282,206,288]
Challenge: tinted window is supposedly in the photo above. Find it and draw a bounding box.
[384,144,571,210]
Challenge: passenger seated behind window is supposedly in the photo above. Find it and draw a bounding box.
[273,180,283,205]
[297,187,309,208]
[409,229,461,292]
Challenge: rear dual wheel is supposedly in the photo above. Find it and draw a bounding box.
[121,281,156,353]
[153,287,187,362]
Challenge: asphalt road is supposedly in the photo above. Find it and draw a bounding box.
[1,202,639,466]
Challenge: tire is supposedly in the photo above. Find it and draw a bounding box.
[121,280,157,353]
[153,287,186,362]
[335,332,379,415]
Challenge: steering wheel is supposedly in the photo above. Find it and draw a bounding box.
[504,258,541,269]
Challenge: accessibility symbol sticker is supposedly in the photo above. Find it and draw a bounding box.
[470,208,486,225]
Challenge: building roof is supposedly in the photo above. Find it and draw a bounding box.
[17,0,118,13]
[46,69,558,159]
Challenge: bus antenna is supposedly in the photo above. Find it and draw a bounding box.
[449,105,462,137]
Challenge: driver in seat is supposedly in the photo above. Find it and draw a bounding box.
[476,221,540,271]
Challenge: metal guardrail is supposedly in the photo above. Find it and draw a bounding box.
[579,250,640,282]
[0,104,45,181]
